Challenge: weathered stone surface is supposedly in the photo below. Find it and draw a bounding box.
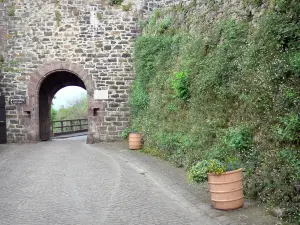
[0,0,139,143]
[0,142,222,225]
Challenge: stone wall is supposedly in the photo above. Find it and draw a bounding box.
[138,0,191,14]
[139,0,264,32]
[0,3,7,92]
[1,0,139,143]
[0,4,7,59]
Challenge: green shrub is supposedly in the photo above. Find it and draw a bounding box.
[120,127,141,139]
[170,71,190,100]
[120,127,131,139]
[290,52,300,75]
[158,17,172,34]
[188,158,242,183]
[97,12,103,21]
[248,148,300,223]
[188,160,210,183]
[55,10,61,27]
[223,126,257,163]
[110,0,123,5]
[131,36,179,115]
[8,4,15,16]
[274,113,300,143]
[122,2,132,11]
[248,0,263,7]
[55,0,60,7]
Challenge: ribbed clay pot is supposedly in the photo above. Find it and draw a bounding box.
[208,168,244,210]
[128,133,142,150]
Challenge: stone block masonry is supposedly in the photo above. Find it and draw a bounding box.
[0,0,139,143]
[0,4,7,58]
[138,0,191,14]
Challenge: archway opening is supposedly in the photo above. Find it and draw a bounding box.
[38,71,86,141]
[51,86,88,139]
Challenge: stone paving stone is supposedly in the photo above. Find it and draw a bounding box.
[0,141,282,225]
[0,141,219,225]
[105,142,281,225]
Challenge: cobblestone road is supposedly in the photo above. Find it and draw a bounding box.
[0,140,279,225]
[0,141,217,225]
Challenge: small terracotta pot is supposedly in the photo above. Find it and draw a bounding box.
[208,168,244,210]
[128,133,142,150]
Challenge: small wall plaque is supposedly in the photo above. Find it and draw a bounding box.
[10,99,26,104]
[94,90,108,100]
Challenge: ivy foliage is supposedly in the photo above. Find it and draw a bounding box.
[129,1,300,223]
[131,36,179,115]
[110,0,123,5]
[170,71,190,100]
[0,56,20,73]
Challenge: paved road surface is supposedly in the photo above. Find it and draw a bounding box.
[0,141,279,225]
[52,132,88,140]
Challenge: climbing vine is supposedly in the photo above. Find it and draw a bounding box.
[55,10,61,27]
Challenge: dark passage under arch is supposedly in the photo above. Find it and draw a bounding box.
[39,71,86,141]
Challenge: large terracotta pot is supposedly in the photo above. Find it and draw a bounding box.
[128,133,142,150]
[208,168,244,210]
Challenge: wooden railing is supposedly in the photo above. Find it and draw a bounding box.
[52,119,88,136]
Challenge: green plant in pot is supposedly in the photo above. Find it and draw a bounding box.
[120,127,143,150]
[188,157,242,181]
[188,157,244,210]
[187,125,253,210]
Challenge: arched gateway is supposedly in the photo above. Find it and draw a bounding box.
[0,0,170,143]
[25,61,102,143]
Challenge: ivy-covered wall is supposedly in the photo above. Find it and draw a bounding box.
[129,0,300,223]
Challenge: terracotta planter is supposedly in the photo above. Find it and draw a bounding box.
[208,168,244,210]
[128,133,142,150]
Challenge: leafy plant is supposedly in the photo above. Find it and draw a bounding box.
[290,52,300,74]
[223,126,256,163]
[120,128,130,139]
[110,0,123,5]
[247,0,263,7]
[170,71,190,100]
[55,0,60,7]
[274,113,300,143]
[158,17,172,34]
[120,127,140,139]
[51,107,57,122]
[122,2,132,11]
[55,10,61,27]
[8,4,15,16]
[188,158,242,183]
[0,57,21,73]
[278,149,300,181]
[131,36,177,115]
[188,160,210,183]
[97,12,103,21]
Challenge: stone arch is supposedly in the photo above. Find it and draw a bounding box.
[28,61,93,96]
[25,61,99,143]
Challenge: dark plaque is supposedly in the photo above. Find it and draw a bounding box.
[10,99,26,104]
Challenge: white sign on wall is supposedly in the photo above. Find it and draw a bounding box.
[90,6,100,30]
[94,90,108,100]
